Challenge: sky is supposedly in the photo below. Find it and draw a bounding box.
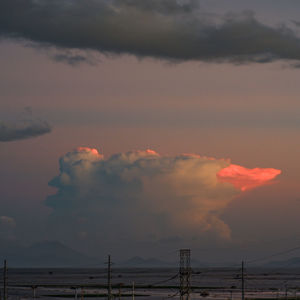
[0,0,300,265]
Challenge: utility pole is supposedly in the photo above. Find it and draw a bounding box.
[107,255,112,300]
[31,285,37,299]
[118,284,121,300]
[179,249,191,300]
[241,261,245,300]
[132,281,135,300]
[3,260,7,300]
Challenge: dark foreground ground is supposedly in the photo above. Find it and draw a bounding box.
[3,268,300,300]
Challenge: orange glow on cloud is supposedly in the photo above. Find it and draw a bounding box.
[145,149,159,155]
[77,147,100,156]
[217,164,282,191]
[75,147,282,192]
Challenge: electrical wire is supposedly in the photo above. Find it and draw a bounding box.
[163,290,180,299]
[247,245,300,264]
[146,273,179,286]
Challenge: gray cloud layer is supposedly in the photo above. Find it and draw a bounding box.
[0,115,52,142]
[1,0,300,64]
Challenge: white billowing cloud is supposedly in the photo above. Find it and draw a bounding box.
[47,148,234,240]
[46,147,280,243]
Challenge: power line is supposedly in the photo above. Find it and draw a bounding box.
[164,291,180,299]
[149,273,179,286]
[247,245,300,264]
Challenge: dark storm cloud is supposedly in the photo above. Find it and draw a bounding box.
[0,120,51,142]
[52,53,93,66]
[112,0,201,14]
[0,109,52,142]
[1,0,300,64]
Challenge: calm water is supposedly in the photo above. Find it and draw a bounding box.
[3,268,300,300]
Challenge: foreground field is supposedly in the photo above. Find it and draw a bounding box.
[4,268,300,300]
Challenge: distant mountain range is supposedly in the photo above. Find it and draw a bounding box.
[0,239,95,267]
[0,239,209,268]
[2,238,300,268]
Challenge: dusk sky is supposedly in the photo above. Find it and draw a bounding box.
[0,0,300,265]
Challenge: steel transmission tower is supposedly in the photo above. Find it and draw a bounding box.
[179,249,191,300]
[106,255,112,300]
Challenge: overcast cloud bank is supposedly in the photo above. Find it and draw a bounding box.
[1,0,300,64]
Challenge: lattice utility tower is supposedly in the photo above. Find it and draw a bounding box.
[179,249,191,300]
[106,255,113,300]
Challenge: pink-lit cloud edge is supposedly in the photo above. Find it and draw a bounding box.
[77,147,282,192]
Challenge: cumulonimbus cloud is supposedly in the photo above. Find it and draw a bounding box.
[46,147,281,241]
[1,0,300,64]
[0,109,52,142]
